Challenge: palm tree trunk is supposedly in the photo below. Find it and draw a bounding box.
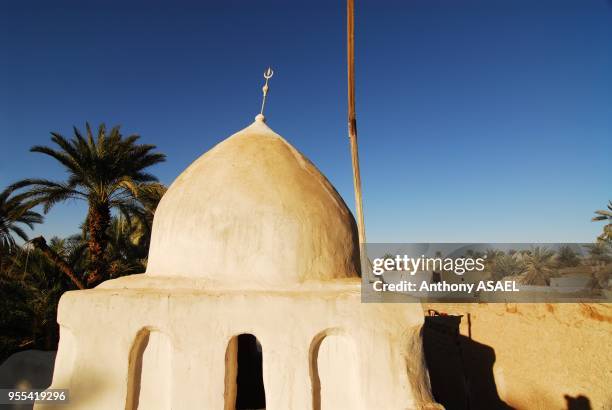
[31,236,85,289]
[87,202,111,286]
[0,246,8,274]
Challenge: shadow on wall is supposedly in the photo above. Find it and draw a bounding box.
[422,313,513,410]
[564,394,591,410]
[422,314,596,410]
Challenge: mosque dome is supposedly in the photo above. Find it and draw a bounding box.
[145,115,360,287]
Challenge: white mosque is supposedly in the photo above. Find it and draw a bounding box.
[37,113,437,410]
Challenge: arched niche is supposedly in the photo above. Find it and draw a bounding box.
[126,328,172,410]
[310,329,361,410]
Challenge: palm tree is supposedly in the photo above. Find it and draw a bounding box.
[0,185,43,254]
[483,248,504,275]
[592,200,612,243]
[489,253,525,280]
[584,242,611,266]
[17,123,165,286]
[0,237,78,360]
[126,182,167,256]
[74,182,166,278]
[521,247,556,286]
[556,245,581,268]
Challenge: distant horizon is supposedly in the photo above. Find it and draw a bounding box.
[1,0,611,243]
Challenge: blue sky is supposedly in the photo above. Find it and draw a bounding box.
[1,0,611,243]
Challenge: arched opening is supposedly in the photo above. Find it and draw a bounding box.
[224,334,266,410]
[310,330,360,410]
[126,328,172,410]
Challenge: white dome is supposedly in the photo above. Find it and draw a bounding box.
[146,115,360,288]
